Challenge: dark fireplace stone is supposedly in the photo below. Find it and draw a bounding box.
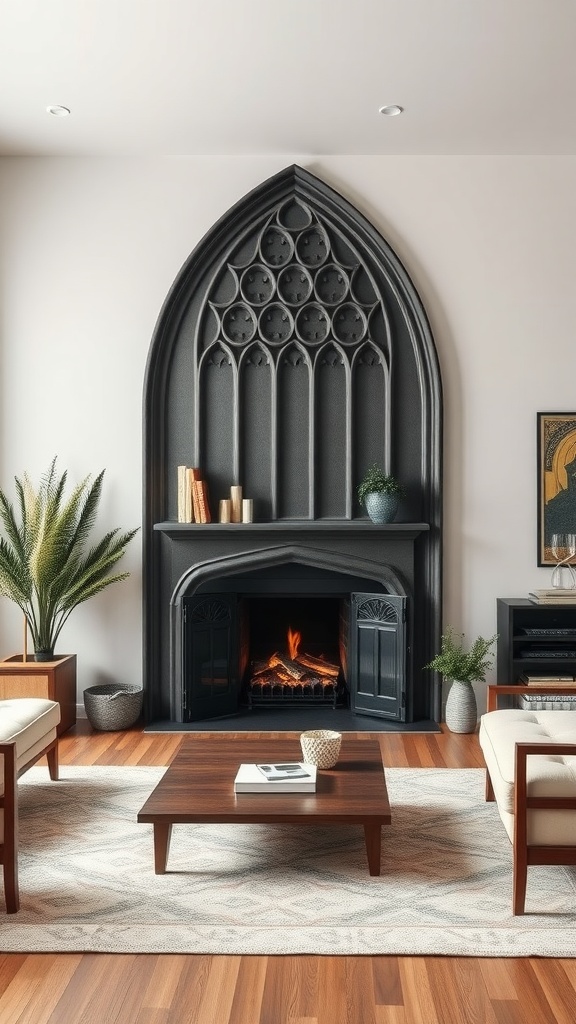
[143,166,443,727]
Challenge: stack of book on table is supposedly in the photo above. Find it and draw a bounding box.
[234,762,317,793]
[528,589,576,604]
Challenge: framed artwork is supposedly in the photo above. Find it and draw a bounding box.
[537,412,576,566]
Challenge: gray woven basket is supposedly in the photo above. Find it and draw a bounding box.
[83,683,143,731]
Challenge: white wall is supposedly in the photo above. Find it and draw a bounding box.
[1,156,575,707]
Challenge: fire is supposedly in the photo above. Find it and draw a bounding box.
[247,624,341,707]
[287,626,301,661]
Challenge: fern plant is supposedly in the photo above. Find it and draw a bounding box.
[424,627,498,684]
[0,458,138,658]
[357,464,404,507]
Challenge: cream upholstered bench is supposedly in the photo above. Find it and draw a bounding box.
[0,698,61,913]
[479,693,576,915]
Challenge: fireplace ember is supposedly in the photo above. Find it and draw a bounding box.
[247,626,342,708]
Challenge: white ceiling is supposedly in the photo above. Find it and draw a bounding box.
[1,0,575,157]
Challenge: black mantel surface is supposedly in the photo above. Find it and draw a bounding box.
[154,521,430,533]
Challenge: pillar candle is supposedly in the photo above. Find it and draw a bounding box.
[242,498,254,523]
[219,499,231,523]
[230,485,243,523]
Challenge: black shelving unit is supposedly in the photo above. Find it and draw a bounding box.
[497,598,576,684]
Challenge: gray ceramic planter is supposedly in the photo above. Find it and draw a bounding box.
[445,680,478,733]
[365,492,399,524]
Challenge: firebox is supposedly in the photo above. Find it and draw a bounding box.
[243,597,344,709]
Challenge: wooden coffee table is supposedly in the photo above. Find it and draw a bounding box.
[137,736,391,876]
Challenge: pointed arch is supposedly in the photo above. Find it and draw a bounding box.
[143,165,443,722]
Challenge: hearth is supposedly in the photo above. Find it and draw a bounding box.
[143,166,443,727]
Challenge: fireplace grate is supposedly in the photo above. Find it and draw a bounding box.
[246,678,345,710]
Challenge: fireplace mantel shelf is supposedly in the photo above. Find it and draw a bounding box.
[155,521,430,537]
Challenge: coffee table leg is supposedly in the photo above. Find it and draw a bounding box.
[364,823,381,876]
[153,823,172,874]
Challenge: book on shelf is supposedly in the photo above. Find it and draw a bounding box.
[528,591,576,605]
[520,675,576,686]
[177,466,211,524]
[518,693,576,707]
[184,467,200,523]
[234,762,317,793]
[177,468,188,524]
[184,467,193,523]
[193,478,212,524]
[529,589,576,597]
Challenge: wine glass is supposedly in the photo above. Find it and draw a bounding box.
[550,533,576,589]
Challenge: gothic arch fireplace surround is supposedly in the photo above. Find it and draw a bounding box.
[143,166,443,728]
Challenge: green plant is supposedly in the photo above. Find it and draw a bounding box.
[0,458,138,657]
[424,627,498,684]
[357,464,404,507]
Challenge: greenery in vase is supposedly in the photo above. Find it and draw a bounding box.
[0,458,138,657]
[357,464,404,508]
[424,627,498,684]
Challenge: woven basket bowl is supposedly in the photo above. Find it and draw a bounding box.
[83,683,144,731]
[300,729,342,769]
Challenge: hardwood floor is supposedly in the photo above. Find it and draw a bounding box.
[1,722,575,1024]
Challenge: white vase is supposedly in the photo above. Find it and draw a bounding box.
[445,680,477,733]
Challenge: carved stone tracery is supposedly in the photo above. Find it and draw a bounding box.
[193,193,395,519]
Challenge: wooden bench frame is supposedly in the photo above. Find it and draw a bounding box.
[485,685,576,914]
[0,736,59,913]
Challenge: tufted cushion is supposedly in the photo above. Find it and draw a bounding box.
[479,708,576,845]
[0,698,60,794]
[1,698,61,906]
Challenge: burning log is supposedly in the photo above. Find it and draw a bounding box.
[251,668,296,686]
[268,652,305,680]
[251,670,275,686]
[295,653,339,678]
[252,661,271,677]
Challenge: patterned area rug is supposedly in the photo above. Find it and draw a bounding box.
[4,766,576,955]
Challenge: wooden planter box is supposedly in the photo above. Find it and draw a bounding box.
[0,654,76,735]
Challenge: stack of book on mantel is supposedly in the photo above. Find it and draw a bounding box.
[177,466,211,524]
[234,762,317,793]
[528,588,576,605]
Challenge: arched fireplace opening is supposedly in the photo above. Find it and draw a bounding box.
[173,553,412,723]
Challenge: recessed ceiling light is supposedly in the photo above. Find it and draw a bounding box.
[379,105,404,117]
[46,105,71,117]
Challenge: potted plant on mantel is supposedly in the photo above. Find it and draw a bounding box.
[357,464,404,524]
[0,458,138,662]
[424,627,498,733]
